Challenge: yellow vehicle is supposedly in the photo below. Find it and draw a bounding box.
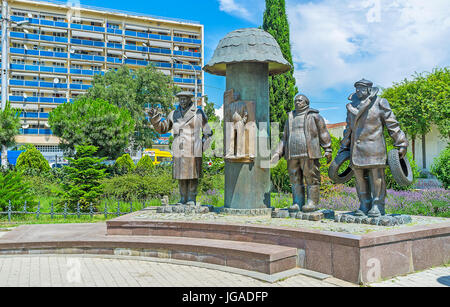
[143,149,173,165]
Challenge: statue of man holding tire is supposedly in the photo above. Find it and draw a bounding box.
[337,79,409,217]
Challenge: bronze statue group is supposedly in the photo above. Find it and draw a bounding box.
[149,78,409,219]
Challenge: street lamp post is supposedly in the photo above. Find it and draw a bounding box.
[1,1,30,168]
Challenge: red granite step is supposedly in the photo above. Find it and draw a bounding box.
[0,223,297,275]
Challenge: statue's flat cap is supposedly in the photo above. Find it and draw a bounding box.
[176,91,195,98]
[354,79,373,88]
[203,28,291,76]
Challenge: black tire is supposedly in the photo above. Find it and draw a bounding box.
[388,149,413,187]
[328,151,354,184]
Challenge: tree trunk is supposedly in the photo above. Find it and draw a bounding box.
[1,145,8,169]
[412,137,415,160]
[421,134,426,169]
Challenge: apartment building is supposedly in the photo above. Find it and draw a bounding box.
[1,0,204,160]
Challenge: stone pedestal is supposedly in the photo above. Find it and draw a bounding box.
[224,62,271,210]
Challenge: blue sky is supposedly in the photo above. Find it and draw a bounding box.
[76,0,450,124]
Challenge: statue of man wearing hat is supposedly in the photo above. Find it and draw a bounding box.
[338,79,408,217]
[271,94,333,213]
[149,91,213,206]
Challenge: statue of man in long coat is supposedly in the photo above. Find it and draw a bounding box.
[339,79,408,217]
[149,92,213,206]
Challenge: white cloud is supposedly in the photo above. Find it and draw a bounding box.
[286,0,450,95]
[217,0,264,23]
[215,104,224,120]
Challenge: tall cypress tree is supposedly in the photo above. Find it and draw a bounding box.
[263,0,298,134]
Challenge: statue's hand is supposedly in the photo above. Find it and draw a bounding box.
[338,147,348,155]
[148,108,157,118]
[271,153,280,165]
[398,147,407,159]
[325,152,333,164]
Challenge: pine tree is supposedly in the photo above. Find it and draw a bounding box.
[263,0,298,135]
[62,145,107,211]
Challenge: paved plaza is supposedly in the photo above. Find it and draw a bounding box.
[0,255,448,287]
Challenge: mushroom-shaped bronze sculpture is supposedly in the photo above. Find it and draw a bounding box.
[203,28,291,213]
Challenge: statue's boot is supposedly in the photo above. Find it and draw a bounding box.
[185,179,198,207]
[177,180,188,206]
[355,193,372,216]
[368,199,383,218]
[302,185,319,213]
[291,184,305,211]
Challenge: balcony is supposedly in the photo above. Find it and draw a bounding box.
[20,112,49,119]
[173,78,202,85]
[19,128,53,135]
[173,36,202,45]
[10,63,68,74]
[10,32,68,43]
[173,63,202,71]
[71,38,104,48]
[70,53,105,62]
[10,48,68,59]
[173,50,201,58]
[9,96,68,104]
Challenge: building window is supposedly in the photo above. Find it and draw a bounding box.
[12,58,25,64]
[12,43,25,49]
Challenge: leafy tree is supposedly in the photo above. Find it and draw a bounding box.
[15,145,50,175]
[85,65,179,149]
[61,145,107,210]
[263,0,298,134]
[382,67,450,163]
[0,102,21,168]
[114,153,136,175]
[0,170,35,211]
[431,145,450,189]
[135,155,154,175]
[49,97,135,159]
[203,96,219,123]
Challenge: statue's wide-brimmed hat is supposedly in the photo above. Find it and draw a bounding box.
[176,91,195,98]
[203,28,292,76]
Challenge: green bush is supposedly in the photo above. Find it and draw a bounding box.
[15,145,50,175]
[431,145,450,189]
[23,175,63,198]
[102,172,177,202]
[114,154,135,175]
[135,155,154,175]
[0,170,35,211]
[199,173,225,193]
[270,159,290,193]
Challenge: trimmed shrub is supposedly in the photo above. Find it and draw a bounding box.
[135,155,154,175]
[114,154,135,175]
[431,145,450,189]
[102,172,177,202]
[15,145,50,175]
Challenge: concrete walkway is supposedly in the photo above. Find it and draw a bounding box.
[0,254,448,287]
[369,266,450,287]
[0,255,341,287]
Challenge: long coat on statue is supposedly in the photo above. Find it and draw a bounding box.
[150,103,213,180]
[340,88,408,168]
